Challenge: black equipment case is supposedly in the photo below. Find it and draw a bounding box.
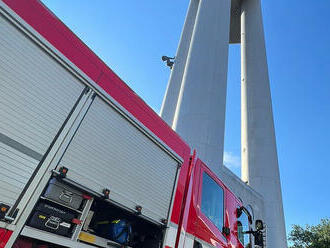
[28,202,76,237]
[44,178,84,210]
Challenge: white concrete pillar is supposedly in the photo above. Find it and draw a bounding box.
[241,0,287,247]
[172,0,231,170]
[160,0,199,126]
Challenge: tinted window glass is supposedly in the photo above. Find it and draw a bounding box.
[201,172,224,230]
[237,210,251,247]
[237,221,244,243]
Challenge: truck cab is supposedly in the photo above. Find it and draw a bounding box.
[180,158,263,248]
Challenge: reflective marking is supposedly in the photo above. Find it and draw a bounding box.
[169,222,178,228]
[0,133,42,161]
[183,235,194,247]
[165,225,178,248]
[79,232,96,243]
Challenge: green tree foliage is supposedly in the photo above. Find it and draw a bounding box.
[289,218,330,248]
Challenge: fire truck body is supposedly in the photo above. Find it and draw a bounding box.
[0,1,261,248]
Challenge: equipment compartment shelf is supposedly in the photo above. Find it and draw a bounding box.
[21,226,93,248]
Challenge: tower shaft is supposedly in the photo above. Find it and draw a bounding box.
[241,0,287,247]
[160,0,199,126]
[162,0,231,170]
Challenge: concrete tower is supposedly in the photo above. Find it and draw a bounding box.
[241,0,287,247]
[161,0,287,247]
[160,0,231,169]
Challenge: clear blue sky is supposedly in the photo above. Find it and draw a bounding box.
[41,0,330,235]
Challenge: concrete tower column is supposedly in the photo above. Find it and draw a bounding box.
[160,0,199,126]
[172,0,231,170]
[241,0,287,247]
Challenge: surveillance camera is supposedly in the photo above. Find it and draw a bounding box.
[162,55,175,69]
[162,56,169,61]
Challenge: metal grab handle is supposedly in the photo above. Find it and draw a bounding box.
[59,190,73,203]
[45,217,60,230]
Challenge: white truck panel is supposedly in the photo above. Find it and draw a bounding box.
[58,96,180,223]
[0,13,85,208]
[0,143,38,205]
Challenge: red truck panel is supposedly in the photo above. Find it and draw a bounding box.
[0,228,13,248]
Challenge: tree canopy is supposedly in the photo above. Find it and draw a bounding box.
[288,218,330,248]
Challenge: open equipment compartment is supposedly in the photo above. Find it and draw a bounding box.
[25,176,93,239]
[79,198,164,248]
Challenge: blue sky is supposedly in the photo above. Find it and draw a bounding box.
[41,0,330,235]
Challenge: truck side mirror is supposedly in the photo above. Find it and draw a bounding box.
[254,220,265,248]
[237,207,243,218]
[255,220,264,231]
[254,231,264,248]
[222,226,230,236]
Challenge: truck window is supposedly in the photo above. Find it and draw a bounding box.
[201,172,224,231]
[237,209,251,248]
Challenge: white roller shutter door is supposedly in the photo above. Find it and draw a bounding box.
[0,14,85,209]
[58,96,180,223]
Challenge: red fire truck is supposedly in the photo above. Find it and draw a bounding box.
[0,1,265,247]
